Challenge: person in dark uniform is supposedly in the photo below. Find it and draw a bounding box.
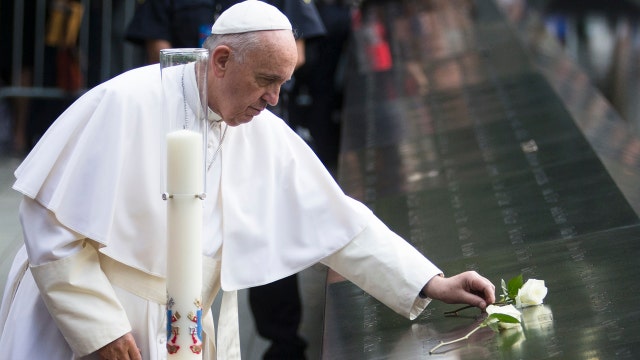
[125,2,326,358]
[288,0,354,171]
[125,0,326,65]
[126,0,326,137]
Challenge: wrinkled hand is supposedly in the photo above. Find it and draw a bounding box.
[422,271,495,310]
[97,332,142,360]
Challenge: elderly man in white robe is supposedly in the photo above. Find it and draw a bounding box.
[0,1,496,359]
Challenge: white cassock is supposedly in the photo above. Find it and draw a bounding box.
[0,64,442,359]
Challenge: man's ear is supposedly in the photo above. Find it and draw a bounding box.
[211,46,231,76]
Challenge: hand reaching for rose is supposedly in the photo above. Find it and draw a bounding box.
[422,271,496,310]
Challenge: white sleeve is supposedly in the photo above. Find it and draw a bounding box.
[19,196,83,265]
[321,216,443,320]
[19,196,131,356]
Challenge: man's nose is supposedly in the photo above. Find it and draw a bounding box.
[262,85,281,106]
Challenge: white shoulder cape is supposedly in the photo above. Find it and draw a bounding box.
[13,64,373,291]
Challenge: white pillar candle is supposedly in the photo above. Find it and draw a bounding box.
[166,129,204,359]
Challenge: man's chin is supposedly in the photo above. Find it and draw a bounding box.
[226,115,255,126]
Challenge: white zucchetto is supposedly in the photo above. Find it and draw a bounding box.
[210,0,292,35]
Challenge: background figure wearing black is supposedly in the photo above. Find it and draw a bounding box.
[125,1,326,358]
[125,0,326,64]
[1,0,38,155]
[288,0,354,171]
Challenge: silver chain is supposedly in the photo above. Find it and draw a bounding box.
[207,122,227,171]
[181,65,189,129]
[181,64,227,172]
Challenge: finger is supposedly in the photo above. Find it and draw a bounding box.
[465,276,496,308]
[468,274,496,304]
[129,346,143,360]
[473,281,495,305]
[129,345,142,360]
[457,290,489,309]
[473,288,495,306]
[484,283,496,304]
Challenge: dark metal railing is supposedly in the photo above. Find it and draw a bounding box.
[1,0,141,100]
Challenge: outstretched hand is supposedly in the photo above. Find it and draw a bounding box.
[422,271,495,310]
[97,332,142,360]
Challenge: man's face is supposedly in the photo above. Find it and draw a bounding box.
[213,31,297,126]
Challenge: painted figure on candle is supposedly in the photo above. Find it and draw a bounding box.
[0,2,497,359]
[168,343,181,355]
[166,295,203,355]
[188,299,204,354]
[167,297,181,354]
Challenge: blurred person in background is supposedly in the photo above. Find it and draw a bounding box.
[288,0,354,171]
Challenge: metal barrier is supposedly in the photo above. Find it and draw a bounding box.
[1,0,141,100]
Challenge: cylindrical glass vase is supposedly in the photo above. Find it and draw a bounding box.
[160,48,208,360]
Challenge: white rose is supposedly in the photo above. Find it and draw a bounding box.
[486,304,522,329]
[515,279,548,308]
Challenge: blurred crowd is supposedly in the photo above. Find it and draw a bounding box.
[0,0,357,173]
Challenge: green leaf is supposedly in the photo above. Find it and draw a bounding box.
[499,278,511,303]
[507,274,524,299]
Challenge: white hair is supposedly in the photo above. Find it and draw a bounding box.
[202,29,297,64]
[203,32,265,64]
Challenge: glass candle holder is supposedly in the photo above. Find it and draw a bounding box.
[160,48,208,360]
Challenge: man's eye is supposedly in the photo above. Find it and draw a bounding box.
[257,77,275,86]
